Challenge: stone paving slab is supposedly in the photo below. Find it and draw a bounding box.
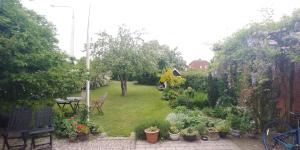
[1,136,243,150]
[135,139,241,150]
[53,137,135,150]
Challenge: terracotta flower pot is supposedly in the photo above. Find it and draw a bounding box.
[144,129,160,143]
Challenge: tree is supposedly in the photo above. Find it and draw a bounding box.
[93,26,144,96]
[0,0,85,101]
[93,26,187,95]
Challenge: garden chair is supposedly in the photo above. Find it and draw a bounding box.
[92,92,108,115]
[2,107,32,150]
[29,107,54,150]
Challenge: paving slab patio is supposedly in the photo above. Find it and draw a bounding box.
[53,137,135,150]
[1,136,263,150]
[135,139,241,150]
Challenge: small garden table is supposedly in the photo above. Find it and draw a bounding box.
[55,97,82,113]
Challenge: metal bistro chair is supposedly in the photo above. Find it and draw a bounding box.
[29,107,54,150]
[2,107,32,150]
[92,92,108,115]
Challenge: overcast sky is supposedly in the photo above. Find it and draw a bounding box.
[21,0,300,64]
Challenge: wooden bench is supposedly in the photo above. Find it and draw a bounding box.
[92,92,108,115]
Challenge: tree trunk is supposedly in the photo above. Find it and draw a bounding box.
[119,74,127,96]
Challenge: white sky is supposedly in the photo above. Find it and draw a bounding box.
[21,0,300,64]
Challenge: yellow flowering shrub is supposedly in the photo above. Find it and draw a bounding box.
[160,68,185,88]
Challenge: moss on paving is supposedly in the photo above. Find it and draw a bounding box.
[89,81,171,136]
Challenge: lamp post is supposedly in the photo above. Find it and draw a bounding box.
[50,5,75,57]
[86,3,91,121]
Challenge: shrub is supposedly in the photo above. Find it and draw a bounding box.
[225,107,255,134]
[182,71,208,91]
[136,72,160,85]
[173,91,208,109]
[160,68,186,88]
[176,95,194,108]
[166,107,210,129]
[53,106,100,139]
[215,120,230,132]
[202,107,229,119]
[134,119,170,140]
[193,92,208,109]
[161,89,178,100]
[207,74,220,107]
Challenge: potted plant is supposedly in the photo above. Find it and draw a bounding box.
[77,124,89,141]
[87,122,101,135]
[144,126,160,143]
[207,127,219,141]
[169,125,180,141]
[181,127,198,141]
[216,121,230,138]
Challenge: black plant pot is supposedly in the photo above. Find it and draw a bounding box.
[182,135,197,141]
[219,132,228,138]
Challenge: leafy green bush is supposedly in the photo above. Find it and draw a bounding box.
[53,105,101,139]
[193,92,208,109]
[176,95,194,108]
[161,89,178,100]
[182,71,208,91]
[172,91,208,109]
[134,119,170,140]
[136,72,160,85]
[202,107,230,119]
[225,107,255,134]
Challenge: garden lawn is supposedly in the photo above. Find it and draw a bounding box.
[89,81,171,136]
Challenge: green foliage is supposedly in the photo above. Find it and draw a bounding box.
[202,107,229,119]
[145,126,159,132]
[76,58,111,89]
[180,127,198,136]
[93,27,186,95]
[207,74,220,107]
[0,0,85,101]
[136,72,159,85]
[249,77,278,131]
[225,107,255,134]
[161,88,178,100]
[166,107,209,129]
[171,90,208,109]
[211,9,300,131]
[134,119,170,140]
[160,68,185,88]
[215,120,230,132]
[53,109,100,140]
[182,71,208,91]
[169,124,180,134]
[193,92,209,108]
[86,122,101,135]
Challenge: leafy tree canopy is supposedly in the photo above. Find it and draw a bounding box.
[0,0,85,101]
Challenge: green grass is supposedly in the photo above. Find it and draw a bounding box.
[89,81,171,136]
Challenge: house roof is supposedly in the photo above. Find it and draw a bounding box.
[189,60,209,69]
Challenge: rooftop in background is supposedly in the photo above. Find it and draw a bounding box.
[188,59,209,70]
